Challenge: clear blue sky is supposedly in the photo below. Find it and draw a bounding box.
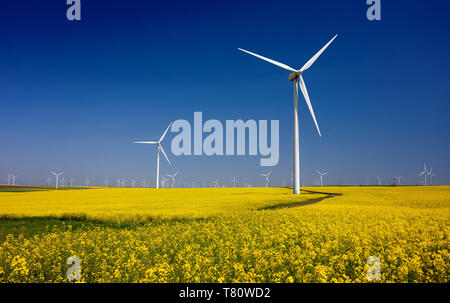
[1,0,449,187]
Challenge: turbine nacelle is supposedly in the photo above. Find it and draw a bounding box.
[288,72,302,82]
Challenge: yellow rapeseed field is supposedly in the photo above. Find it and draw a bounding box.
[0,186,448,282]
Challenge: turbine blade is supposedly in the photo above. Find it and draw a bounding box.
[159,122,173,142]
[300,35,338,72]
[133,141,158,144]
[159,144,171,165]
[298,76,321,136]
[419,171,425,176]
[238,48,298,73]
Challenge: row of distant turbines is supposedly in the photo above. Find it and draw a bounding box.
[6,162,438,189]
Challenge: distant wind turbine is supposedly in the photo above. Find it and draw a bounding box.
[428,168,436,186]
[133,122,172,189]
[212,179,219,188]
[51,171,64,190]
[131,179,137,187]
[105,178,110,188]
[231,176,237,188]
[166,172,178,188]
[376,177,383,186]
[316,171,328,187]
[10,174,18,186]
[260,171,272,187]
[239,35,338,194]
[419,163,429,186]
[393,176,402,186]
[85,177,90,187]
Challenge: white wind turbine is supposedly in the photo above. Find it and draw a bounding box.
[419,163,429,186]
[428,168,436,186]
[116,179,121,187]
[47,176,51,187]
[133,122,172,189]
[142,179,147,188]
[105,178,110,188]
[85,177,90,187]
[166,172,178,188]
[239,35,337,194]
[260,171,272,187]
[393,176,402,186]
[131,179,137,187]
[61,176,66,187]
[51,171,64,190]
[7,174,11,185]
[230,176,237,188]
[10,174,18,186]
[316,171,328,187]
[212,179,219,188]
[376,177,383,186]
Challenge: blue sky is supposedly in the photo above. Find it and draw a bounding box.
[1,0,449,187]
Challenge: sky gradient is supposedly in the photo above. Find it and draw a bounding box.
[1,0,449,187]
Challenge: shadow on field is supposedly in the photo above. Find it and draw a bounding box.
[257,189,341,211]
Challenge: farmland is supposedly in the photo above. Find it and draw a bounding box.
[0,186,448,282]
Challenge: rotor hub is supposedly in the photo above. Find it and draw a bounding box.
[288,72,301,82]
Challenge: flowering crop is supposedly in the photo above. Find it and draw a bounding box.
[0,186,448,282]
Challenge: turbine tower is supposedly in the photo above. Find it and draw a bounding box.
[239,35,337,194]
[316,171,328,187]
[393,176,402,186]
[166,172,178,188]
[428,168,436,186]
[85,177,90,187]
[10,174,18,186]
[376,177,383,186]
[7,174,11,185]
[260,171,272,187]
[419,163,429,186]
[133,122,172,189]
[212,179,219,188]
[105,178,110,188]
[231,176,237,188]
[51,171,64,190]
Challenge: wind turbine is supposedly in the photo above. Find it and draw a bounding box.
[116,179,121,187]
[419,163,429,186]
[10,174,18,186]
[212,179,219,188]
[394,176,402,186]
[61,176,66,187]
[428,168,436,186]
[7,174,11,185]
[85,177,90,187]
[239,35,338,194]
[316,171,328,187]
[47,176,51,187]
[260,171,272,187]
[131,179,137,187]
[166,172,178,188]
[51,171,64,190]
[231,176,237,188]
[376,177,383,186]
[142,179,147,188]
[133,122,172,189]
[105,178,110,188]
